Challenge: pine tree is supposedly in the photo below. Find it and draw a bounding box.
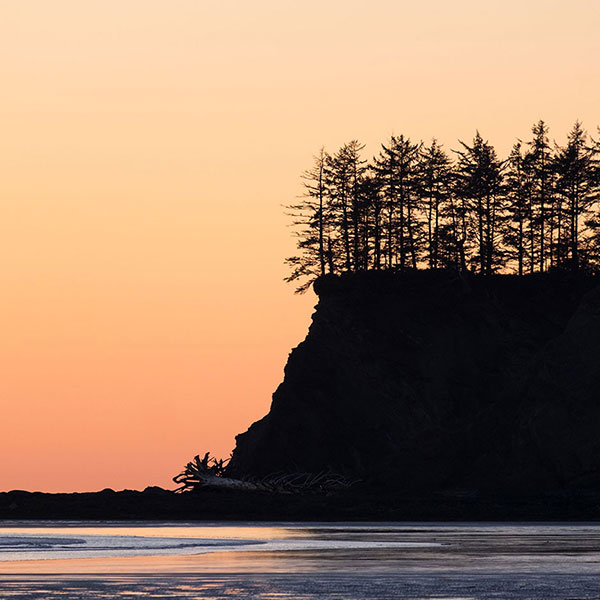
[554,121,597,270]
[417,140,453,269]
[587,129,600,266]
[359,174,384,270]
[326,141,367,272]
[504,142,530,275]
[284,149,332,293]
[372,136,421,270]
[372,137,400,269]
[528,121,554,272]
[455,132,505,274]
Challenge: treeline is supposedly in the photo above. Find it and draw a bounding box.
[285,121,600,292]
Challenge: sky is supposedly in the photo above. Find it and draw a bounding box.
[1,1,599,492]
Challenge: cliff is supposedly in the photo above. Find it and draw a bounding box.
[229,270,600,496]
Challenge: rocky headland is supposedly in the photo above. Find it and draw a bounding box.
[230,270,600,498]
[5,269,600,521]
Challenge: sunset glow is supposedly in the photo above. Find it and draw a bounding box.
[2,0,599,491]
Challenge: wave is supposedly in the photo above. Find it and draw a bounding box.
[0,533,262,561]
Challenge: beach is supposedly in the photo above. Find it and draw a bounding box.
[3,522,600,598]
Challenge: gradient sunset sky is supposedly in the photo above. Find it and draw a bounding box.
[2,1,599,492]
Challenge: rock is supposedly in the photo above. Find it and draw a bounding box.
[143,486,170,495]
[228,270,600,495]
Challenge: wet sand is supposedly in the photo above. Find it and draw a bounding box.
[3,523,600,598]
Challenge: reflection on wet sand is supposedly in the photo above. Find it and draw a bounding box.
[3,524,600,598]
[3,573,600,600]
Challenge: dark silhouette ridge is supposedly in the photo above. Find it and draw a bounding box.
[229,270,600,497]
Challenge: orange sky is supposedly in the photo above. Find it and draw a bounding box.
[1,1,599,492]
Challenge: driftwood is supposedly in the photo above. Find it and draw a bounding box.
[173,452,358,494]
[173,453,261,492]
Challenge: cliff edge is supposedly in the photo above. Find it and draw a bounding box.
[229,270,600,496]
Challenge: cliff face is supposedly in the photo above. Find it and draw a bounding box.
[229,271,600,494]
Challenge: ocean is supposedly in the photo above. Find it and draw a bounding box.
[2,521,600,598]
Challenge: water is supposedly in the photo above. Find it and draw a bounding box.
[2,522,600,598]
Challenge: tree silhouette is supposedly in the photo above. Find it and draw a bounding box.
[372,136,421,270]
[417,140,453,270]
[285,148,332,293]
[286,121,600,292]
[554,122,597,270]
[504,142,530,276]
[454,132,504,275]
[325,141,367,273]
[528,121,553,272]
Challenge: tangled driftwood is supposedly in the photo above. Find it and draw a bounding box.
[173,452,357,494]
[173,453,260,492]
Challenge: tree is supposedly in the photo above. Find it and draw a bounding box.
[372,137,399,269]
[528,120,554,272]
[454,132,505,275]
[326,141,367,272]
[284,148,333,293]
[586,129,600,266]
[372,135,421,270]
[553,121,597,270]
[417,140,453,269]
[359,174,384,269]
[504,142,530,275]
[395,136,422,269]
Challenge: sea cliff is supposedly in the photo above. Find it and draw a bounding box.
[229,270,600,496]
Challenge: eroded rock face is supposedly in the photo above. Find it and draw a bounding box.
[228,270,600,494]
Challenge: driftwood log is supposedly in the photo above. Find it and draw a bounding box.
[173,452,357,494]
